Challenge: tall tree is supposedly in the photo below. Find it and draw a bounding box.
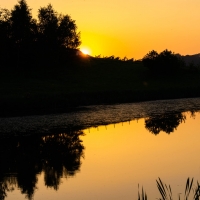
[0,8,12,66]
[10,0,36,45]
[0,1,81,67]
[57,14,81,49]
[38,4,59,49]
[0,8,11,47]
[38,4,81,50]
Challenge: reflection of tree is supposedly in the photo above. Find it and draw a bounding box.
[0,182,6,200]
[41,132,84,190]
[145,112,186,135]
[0,130,84,199]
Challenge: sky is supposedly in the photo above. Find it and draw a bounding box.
[1,0,200,59]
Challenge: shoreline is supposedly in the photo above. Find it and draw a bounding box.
[1,89,200,118]
[1,97,200,136]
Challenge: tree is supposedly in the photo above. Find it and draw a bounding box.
[38,4,81,50]
[57,14,81,49]
[142,50,158,72]
[0,1,81,67]
[37,4,58,49]
[8,0,38,67]
[157,49,181,73]
[10,0,36,45]
[142,49,183,75]
[0,8,12,62]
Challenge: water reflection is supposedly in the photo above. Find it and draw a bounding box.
[1,101,200,199]
[145,112,186,135]
[0,130,84,199]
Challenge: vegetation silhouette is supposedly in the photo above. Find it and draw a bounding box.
[1,2,200,118]
[142,49,185,76]
[138,177,200,200]
[145,112,186,135]
[0,130,84,200]
[0,0,81,68]
[94,54,134,62]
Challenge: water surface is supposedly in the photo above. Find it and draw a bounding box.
[1,98,200,199]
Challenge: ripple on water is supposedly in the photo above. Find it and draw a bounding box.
[1,97,200,136]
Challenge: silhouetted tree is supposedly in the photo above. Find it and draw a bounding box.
[37,4,58,50]
[10,0,36,45]
[142,50,158,72]
[38,4,81,50]
[157,50,181,73]
[0,8,12,66]
[36,4,81,65]
[9,0,37,67]
[57,14,81,49]
[142,49,184,75]
[0,8,11,39]
[0,1,81,68]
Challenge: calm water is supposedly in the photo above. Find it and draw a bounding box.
[1,98,200,200]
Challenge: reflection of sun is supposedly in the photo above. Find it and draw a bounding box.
[80,48,90,55]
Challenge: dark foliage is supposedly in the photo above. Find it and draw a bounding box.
[0,0,81,68]
[142,49,184,75]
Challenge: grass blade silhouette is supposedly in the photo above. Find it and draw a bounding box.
[185,177,193,200]
[156,178,167,200]
[193,181,200,200]
[165,184,172,200]
[156,178,173,200]
[140,177,200,200]
[138,184,147,200]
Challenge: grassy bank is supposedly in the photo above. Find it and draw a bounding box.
[1,57,200,117]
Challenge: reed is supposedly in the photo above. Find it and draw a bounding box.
[138,184,147,200]
[138,178,200,200]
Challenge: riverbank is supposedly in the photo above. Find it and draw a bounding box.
[1,57,200,117]
[1,97,200,136]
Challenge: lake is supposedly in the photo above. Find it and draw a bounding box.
[1,98,200,200]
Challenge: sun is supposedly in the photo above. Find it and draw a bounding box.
[80,48,90,55]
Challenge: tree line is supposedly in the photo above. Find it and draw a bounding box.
[0,0,198,72]
[0,0,81,68]
[142,49,186,75]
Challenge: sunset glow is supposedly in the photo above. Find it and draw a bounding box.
[80,48,90,55]
[1,0,200,59]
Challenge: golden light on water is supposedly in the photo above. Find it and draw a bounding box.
[5,111,200,199]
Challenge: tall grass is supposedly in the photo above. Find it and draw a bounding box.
[138,178,200,200]
[138,184,147,200]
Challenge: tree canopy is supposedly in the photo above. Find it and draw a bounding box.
[10,0,35,45]
[0,0,81,67]
[142,49,184,75]
[37,4,80,49]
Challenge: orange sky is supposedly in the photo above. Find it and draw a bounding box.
[1,0,200,59]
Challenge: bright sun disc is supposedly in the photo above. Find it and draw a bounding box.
[80,48,90,55]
